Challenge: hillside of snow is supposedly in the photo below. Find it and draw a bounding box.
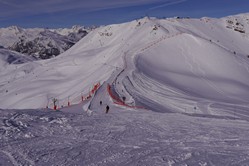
[0,48,36,66]
[0,26,89,59]
[1,13,249,165]
[1,13,249,111]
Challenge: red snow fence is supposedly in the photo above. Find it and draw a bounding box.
[90,82,101,95]
[47,82,101,110]
[107,84,124,105]
[107,84,145,109]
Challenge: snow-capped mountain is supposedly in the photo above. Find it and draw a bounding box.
[0,13,249,110]
[51,25,92,39]
[1,13,249,166]
[0,25,89,59]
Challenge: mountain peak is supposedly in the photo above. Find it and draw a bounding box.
[1,13,249,109]
[0,25,90,59]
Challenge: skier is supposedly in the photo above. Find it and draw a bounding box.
[100,101,102,105]
[106,105,109,114]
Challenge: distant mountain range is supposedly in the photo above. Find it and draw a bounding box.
[0,25,93,59]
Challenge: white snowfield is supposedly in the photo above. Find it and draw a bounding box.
[1,14,249,111]
[1,13,249,165]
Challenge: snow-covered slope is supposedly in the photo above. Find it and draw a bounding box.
[1,13,249,165]
[0,48,35,66]
[2,106,249,165]
[0,13,249,114]
[0,26,89,59]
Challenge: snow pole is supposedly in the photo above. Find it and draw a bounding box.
[46,98,50,109]
[68,96,70,106]
[81,94,84,101]
[52,98,57,110]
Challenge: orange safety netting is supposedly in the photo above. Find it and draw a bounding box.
[107,84,145,109]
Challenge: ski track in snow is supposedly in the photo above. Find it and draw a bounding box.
[106,17,249,122]
[1,14,249,165]
[1,108,249,165]
[0,150,19,166]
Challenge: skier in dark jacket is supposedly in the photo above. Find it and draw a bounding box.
[106,105,109,114]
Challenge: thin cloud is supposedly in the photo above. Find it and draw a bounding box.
[0,0,166,20]
[149,0,187,11]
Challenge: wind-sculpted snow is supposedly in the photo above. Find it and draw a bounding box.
[136,33,249,103]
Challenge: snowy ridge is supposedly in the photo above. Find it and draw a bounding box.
[0,14,249,114]
[1,13,249,165]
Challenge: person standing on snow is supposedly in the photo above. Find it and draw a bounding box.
[106,105,109,114]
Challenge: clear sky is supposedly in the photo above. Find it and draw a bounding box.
[0,0,248,28]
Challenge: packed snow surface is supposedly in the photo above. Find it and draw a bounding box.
[1,106,249,165]
[1,13,249,165]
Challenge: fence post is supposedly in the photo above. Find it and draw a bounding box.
[68,96,70,106]
[82,95,84,101]
[53,98,57,110]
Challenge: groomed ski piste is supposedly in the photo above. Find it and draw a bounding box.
[1,14,249,165]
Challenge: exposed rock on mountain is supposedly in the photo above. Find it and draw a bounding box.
[0,26,89,59]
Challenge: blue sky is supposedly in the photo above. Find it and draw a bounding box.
[0,0,248,28]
